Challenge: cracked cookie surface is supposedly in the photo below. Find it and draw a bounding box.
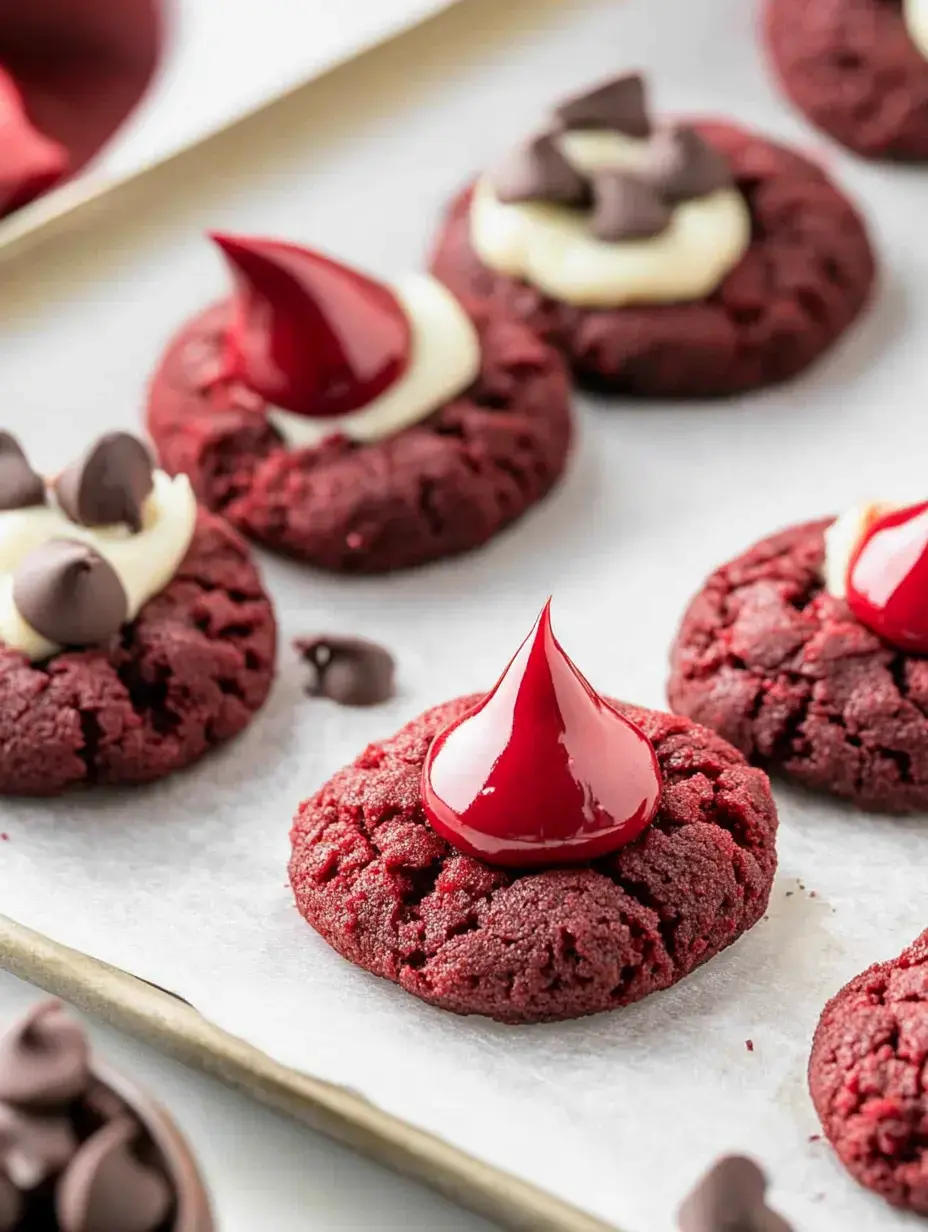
[430,122,875,397]
[765,0,928,161]
[809,928,928,1213]
[146,301,571,573]
[288,696,778,1024]
[668,519,928,811]
[0,509,275,795]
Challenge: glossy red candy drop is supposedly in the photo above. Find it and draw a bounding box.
[210,232,412,418]
[846,500,928,653]
[422,601,662,867]
[0,68,69,214]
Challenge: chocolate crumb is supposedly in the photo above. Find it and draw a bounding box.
[678,1156,793,1231]
[295,636,395,707]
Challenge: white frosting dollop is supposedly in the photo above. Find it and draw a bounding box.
[823,502,890,599]
[470,129,751,308]
[905,0,928,61]
[0,470,197,661]
[267,274,481,448]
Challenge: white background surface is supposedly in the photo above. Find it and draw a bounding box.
[0,0,927,1230]
[0,969,494,1232]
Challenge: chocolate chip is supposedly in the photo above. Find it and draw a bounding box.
[678,1156,794,1232]
[0,1176,21,1232]
[12,540,129,649]
[0,1003,90,1110]
[491,134,591,207]
[295,636,396,707]
[0,432,45,512]
[638,125,732,202]
[0,1104,77,1189]
[553,72,651,137]
[590,170,672,240]
[55,433,153,533]
[56,1119,173,1232]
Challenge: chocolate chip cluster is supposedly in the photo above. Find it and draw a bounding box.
[0,1003,178,1232]
[0,431,155,649]
[490,72,733,241]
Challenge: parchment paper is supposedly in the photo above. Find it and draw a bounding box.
[0,0,926,1228]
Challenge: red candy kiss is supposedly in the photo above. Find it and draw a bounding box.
[846,501,928,653]
[0,68,68,215]
[210,232,412,418]
[422,601,662,867]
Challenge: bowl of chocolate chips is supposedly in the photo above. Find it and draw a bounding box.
[0,1001,213,1232]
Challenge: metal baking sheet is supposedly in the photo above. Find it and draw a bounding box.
[0,0,925,1229]
[0,0,464,259]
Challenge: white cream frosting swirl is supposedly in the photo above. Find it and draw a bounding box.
[0,470,197,661]
[267,274,481,449]
[823,503,891,600]
[470,130,751,308]
[905,0,928,61]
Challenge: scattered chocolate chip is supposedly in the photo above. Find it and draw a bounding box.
[0,1003,90,1110]
[638,125,732,202]
[0,1176,21,1232]
[56,1118,173,1232]
[12,540,129,648]
[553,72,651,138]
[0,431,45,512]
[590,170,672,240]
[55,433,153,533]
[295,636,396,707]
[491,133,591,207]
[0,1103,78,1189]
[678,1156,793,1232]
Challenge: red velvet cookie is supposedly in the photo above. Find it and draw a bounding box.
[0,432,275,795]
[431,120,875,397]
[0,0,162,213]
[147,236,572,574]
[289,606,778,1024]
[809,929,928,1213]
[764,0,928,161]
[668,515,928,811]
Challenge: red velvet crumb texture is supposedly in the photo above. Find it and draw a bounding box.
[0,510,275,795]
[429,121,876,397]
[288,696,778,1025]
[764,0,928,161]
[146,300,572,573]
[809,928,928,1213]
[668,519,928,812]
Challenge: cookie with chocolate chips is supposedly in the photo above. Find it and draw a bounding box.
[430,72,875,397]
[0,431,276,795]
[0,1002,213,1231]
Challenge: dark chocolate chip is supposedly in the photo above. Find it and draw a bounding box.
[12,540,129,648]
[0,1104,78,1189]
[491,134,591,208]
[55,433,153,533]
[553,72,651,137]
[56,1118,173,1232]
[295,636,396,707]
[0,1176,22,1232]
[590,170,672,240]
[0,432,45,512]
[638,125,732,202]
[0,1003,90,1110]
[678,1156,794,1232]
